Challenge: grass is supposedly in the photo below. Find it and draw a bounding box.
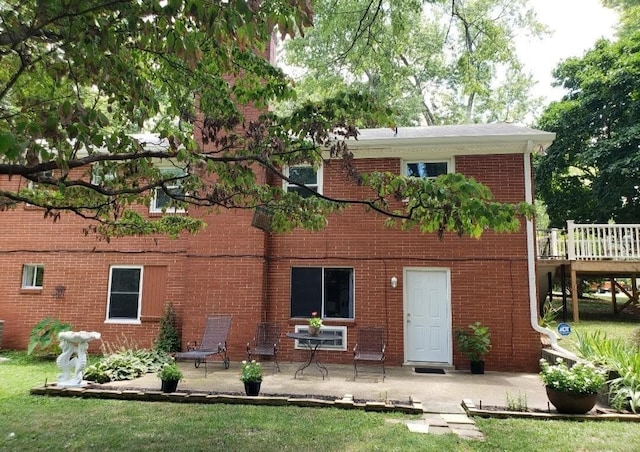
[549,296,640,353]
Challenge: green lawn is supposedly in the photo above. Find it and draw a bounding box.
[1,345,639,451]
[550,296,640,353]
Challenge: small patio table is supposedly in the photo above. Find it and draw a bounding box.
[286,332,335,380]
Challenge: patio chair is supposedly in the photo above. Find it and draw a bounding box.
[353,326,386,381]
[246,322,280,372]
[175,315,232,377]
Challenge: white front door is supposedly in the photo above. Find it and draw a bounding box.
[404,268,451,364]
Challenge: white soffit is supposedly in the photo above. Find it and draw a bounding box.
[328,124,556,159]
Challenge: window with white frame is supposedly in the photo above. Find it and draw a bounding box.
[106,266,142,323]
[27,170,54,189]
[22,264,44,289]
[403,160,451,179]
[293,324,347,351]
[290,267,354,319]
[91,163,117,185]
[150,167,187,213]
[283,164,322,198]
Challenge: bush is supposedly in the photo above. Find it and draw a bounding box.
[154,302,181,353]
[575,330,640,412]
[27,318,72,356]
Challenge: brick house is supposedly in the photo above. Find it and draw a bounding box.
[0,120,555,372]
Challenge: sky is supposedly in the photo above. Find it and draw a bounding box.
[519,0,620,102]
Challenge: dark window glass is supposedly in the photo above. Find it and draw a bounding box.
[406,162,448,178]
[109,268,141,320]
[291,267,354,319]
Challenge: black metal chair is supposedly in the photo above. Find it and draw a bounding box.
[247,322,280,372]
[353,326,386,381]
[175,315,232,377]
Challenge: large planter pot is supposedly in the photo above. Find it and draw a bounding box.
[546,387,598,414]
[470,360,485,374]
[161,379,180,393]
[244,381,262,396]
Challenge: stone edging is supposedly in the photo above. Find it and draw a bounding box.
[30,385,424,415]
[462,399,640,422]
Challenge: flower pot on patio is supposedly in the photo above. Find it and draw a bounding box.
[244,381,261,396]
[470,360,485,374]
[161,379,180,393]
[546,387,598,414]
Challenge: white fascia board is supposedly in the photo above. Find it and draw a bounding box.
[323,133,556,160]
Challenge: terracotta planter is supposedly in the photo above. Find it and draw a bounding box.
[470,360,485,374]
[546,387,598,414]
[161,379,179,393]
[244,381,261,396]
[308,325,320,336]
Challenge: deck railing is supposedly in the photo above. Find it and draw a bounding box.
[537,221,640,260]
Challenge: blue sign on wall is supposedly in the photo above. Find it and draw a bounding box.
[557,323,572,337]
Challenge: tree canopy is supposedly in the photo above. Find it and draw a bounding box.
[535,32,640,227]
[0,0,532,239]
[281,0,546,126]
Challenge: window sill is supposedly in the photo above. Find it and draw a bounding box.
[104,319,142,325]
[20,288,43,295]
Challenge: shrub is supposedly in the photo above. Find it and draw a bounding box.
[574,331,640,412]
[154,302,181,353]
[27,318,72,356]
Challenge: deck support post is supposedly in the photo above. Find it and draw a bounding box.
[571,268,579,322]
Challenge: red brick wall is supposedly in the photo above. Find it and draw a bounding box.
[0,151,539,372]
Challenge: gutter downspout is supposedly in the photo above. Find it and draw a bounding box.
[524,141,577,358]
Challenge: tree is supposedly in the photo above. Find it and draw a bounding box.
[281,0,546,125]
[535,33,640,227]
[0,0,531,239]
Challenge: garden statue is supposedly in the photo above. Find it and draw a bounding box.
[56,331,101,387]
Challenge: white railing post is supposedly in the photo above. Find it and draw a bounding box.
[567,220,576,260]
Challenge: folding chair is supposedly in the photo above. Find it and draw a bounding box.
[353,326,386,381]
[247,322,280,372]
[175,315,232,377]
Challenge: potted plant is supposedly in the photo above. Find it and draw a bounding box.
[308,311,323,336]
[240,360,263,396]
[157,360,183,393]
[454,321,491,374]
[539,357,607,414]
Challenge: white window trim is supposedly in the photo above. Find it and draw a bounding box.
[402,158,454,179]
[283,164,323,195]
[293,325,347,351]
[22,264,44,289]
[149,167,187,214]
[105,265,143,325]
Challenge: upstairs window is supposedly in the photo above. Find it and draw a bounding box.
[290,267,354,319]
[283,164,322,198]
[22,264,44,289]
[404,160,451,179]
[107,266,142,323]
[150,167,187,213]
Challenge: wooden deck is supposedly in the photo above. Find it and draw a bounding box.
[537,222,640,321]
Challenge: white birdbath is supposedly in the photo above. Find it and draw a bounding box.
[56,331,101,387]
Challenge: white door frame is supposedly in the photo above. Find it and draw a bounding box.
[403,267,452,365]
